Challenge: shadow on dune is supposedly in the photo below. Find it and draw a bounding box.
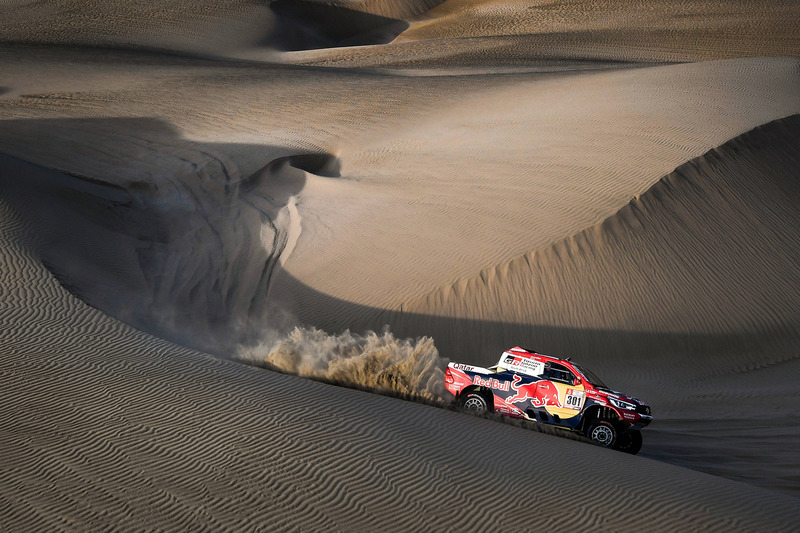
[267,1,417,51]
[263,0,442,51]
[0,116,341,355]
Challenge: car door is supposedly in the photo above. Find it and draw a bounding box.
[538,363,585,421]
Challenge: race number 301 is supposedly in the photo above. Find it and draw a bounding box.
[565,389,585,410]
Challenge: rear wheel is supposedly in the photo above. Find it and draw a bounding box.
[459,391,490,415]
[614,430,643,455]
[586,419,617,448]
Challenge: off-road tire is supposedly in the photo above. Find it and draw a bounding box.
[586,419,618,448]
[614,430,643,455]
[459,391,490,415]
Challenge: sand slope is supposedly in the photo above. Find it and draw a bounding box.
[390,116,800,494]
[277,57,800,313]
[2,188,800,530]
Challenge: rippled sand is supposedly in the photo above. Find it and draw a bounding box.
[2,1,799,529]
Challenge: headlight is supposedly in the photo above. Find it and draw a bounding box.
[609,397,636,411]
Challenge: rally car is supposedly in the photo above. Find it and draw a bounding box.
[445,347,652,454]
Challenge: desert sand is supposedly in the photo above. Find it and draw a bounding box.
[2,0,800,530]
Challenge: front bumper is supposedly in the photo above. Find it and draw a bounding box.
[629,414,653,430]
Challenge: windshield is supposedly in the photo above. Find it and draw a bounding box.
[574,364,608,389]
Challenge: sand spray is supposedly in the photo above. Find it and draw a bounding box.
[237,326,449,403]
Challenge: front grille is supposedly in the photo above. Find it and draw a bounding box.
[636,405,651,416]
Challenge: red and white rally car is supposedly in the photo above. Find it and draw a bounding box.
[445,346,653,454]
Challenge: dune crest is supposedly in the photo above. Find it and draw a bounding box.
[402,115,800,350]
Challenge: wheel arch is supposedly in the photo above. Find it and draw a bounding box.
[458,385,495,412]
[579,404,621,432]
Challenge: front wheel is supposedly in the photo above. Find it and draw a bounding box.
[585,419,617,448]
[614,430,643,455]
[459,391,490,415]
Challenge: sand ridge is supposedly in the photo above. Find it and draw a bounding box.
[276,57,800,311]
[279,0,800,67]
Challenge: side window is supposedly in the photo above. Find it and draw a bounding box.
[544,363,575,385]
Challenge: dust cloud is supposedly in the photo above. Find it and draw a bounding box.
[237,326,450,403]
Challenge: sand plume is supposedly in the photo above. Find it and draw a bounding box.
[238,326,449,402]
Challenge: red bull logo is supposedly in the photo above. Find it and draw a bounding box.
[506,375,562,408]
[472,375,510,391]
[506,375,540,405]
[532,381,562,408]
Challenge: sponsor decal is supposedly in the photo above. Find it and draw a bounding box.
[506,376,562,409]
[472,375,510,391]
[452,363,476,372]
[622,413,636,420]
[564,388,585,410]
[506,375,539,405]
[531,381,561,408]
[500,352,545,377]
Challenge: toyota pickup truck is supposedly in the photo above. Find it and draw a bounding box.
[445,346,652,454]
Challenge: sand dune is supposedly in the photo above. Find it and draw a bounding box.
[2,51,797,355]
[400,116,800,352]
[246,115,800,495]
[391,116,800,493]
[282,0,800,67]
[274,57,800,315]
[2,0,800,529]
[1,193,799,529]
[4,1,797,67]
[0,1,275,55]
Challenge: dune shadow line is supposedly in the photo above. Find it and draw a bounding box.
[267,0,412,51]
